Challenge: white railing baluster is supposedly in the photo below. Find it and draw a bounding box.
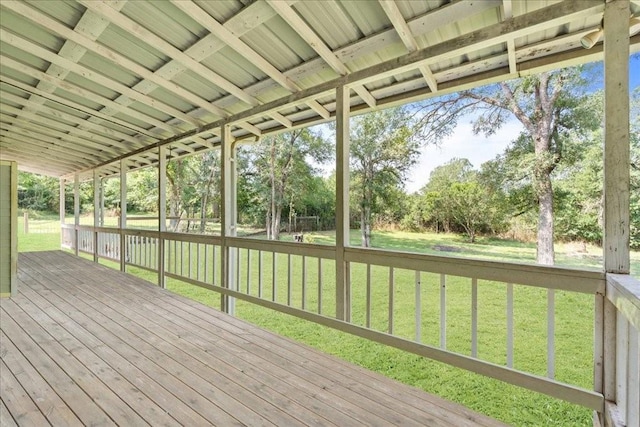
[507,283,514,368]
[196,243,201,281]
[415,271,421,343]
[180,241,184,276]
[366,264,371,329]
[246,249,251,295]
[317,258,323,315]
[547,288,555,379]
[287,253,292,306]
[173,240,177,274]
[301,256,307,310]
[204,244,209,283]
[236,247,241,292]
[258,250,263,298]
[627,323,639,427]
[472,278,478,358]
[272,252,277,302]
[616,315,629,424]
[212,245,217,286]
[189,242,193,278]
[440,274,446,349]
[388,267,394,335]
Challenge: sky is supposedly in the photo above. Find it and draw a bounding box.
[404,56,640,194]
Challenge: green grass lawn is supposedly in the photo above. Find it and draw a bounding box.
[17,222,639,426]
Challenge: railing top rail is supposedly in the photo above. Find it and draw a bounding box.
[345,246,605,294]
[606,273,640,330]
[227,236,337,260]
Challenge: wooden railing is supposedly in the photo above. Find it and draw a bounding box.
[61,224,640,425]
[600,274,640,427]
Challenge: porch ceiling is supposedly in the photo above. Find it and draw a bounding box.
[0,0,638,179]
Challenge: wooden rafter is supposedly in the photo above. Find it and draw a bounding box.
[265,0,378,108]
[170,0,329,124]
[503,0,518,75]
[378,0,438,93]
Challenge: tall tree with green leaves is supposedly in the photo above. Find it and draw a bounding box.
[416,67,597,264]
[240,128,332,240]
[350,107,419,247]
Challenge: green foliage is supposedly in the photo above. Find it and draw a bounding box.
[18,172,58,212]
[349,106,419,246]
[238,127,333,238]
[402,158,507,241]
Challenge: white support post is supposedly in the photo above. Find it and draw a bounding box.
[602,0,630,421]
[335,85,350,322]
[221,124,237,315]
[93,169,100,262]
[158,146,167,288]
[603,0,631,275]
[73,173,79,256]
[59,178,65,249]
[120,158,127,272]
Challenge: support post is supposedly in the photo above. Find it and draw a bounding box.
[120,159,127,272]
[59,178,65,248]
[73,173,79,256]
[58,178,66,224]
[93,169,100,262]
[221,124,237,315]
[158,146,167,288]
[335,85,351,321]
[602,0,630,422]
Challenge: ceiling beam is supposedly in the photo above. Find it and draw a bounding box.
[0,88,140,147]
[213,0,502,113]
[1,1,231,122]
[265,0,378,108]
[378,0,438,93]
[170,0,328,125]
[0,28,203,128]
[79,0,257,107]
[0,56,175,134]
[0,75,159,139]
[503,0,518,75]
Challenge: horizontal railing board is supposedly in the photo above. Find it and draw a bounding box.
[226,237,336,260]
[162,232,222,245]
[345,247,605,294]
[165,271,604,412]
[606,274,640,331]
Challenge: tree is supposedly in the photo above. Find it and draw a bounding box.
[416,68,597,264]
[239,128,332,240]
[402,158,507,241]
[350,107,419,247]
[18,172,58,212]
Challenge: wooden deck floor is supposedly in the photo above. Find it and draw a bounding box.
[1,251,507,426]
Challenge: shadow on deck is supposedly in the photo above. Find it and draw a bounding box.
[1,251,507,426]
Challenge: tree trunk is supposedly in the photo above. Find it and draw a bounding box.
[536,170,555,265]
[199,192,208,233]
[273,205,282,240]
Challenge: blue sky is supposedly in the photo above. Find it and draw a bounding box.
[405,56,640,193]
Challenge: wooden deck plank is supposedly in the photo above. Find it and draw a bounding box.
[83,262,488,427]
[82,276,441,426]
[64,275,394,427]
[10,286,182,427]
[0,331,83,427]
[18,283,287,427]
[0,398,19,427]
[1,302,128,426]
[1,251,508,427]
[0,360,51,427]
[14,281,235,427]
